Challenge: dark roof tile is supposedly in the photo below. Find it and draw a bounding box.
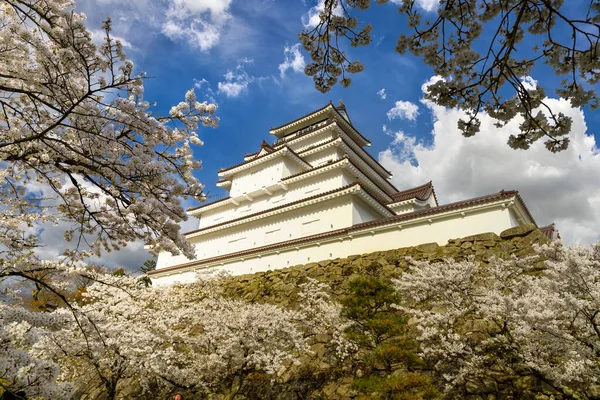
[390,181,436,203]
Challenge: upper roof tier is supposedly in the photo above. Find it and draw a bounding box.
[269,101,370,147]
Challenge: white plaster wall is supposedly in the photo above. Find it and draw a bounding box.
[281,158,305,177]
[152,206,516,285]
[351,197,382,224]
[156,195,354,269]
[229,159,283,198]
[198,169,346,228]
[302,147,342,167]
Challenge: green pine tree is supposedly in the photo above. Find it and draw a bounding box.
[341,273,439,400]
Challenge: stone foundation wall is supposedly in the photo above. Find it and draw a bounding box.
[215,224,560,399]
[222,223,548,305]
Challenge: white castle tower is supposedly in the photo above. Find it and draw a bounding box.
[149,102,552,285]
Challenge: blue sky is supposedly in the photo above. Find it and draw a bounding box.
[52,0,600,270]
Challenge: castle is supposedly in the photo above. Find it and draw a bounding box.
[148,102,556,285]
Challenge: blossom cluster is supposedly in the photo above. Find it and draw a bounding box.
[299,0,600,151]
[8,275,349,398]
[395,241,600,397]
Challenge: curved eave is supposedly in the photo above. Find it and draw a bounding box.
[332,126,390,179]
[388,198,417,208]
[216,180,232,189]
[187,196,231,215]
[298,135,394,192]
[269,104,370,147]
[282,157,393,204]
[331,108,370,147]
[269,104,334,136]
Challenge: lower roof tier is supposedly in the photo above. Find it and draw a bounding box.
[150,189,538,281]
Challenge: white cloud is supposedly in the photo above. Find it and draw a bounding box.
[521,75,538,90]
[377,88,387,100]
[162,0,234,51]
[217,61,255,98]
[379,78,600,245]
[387,100,420,121]
[302,0,343,28]
[193,78,217,103]
[278,44,306,78]
[390,0,438,12]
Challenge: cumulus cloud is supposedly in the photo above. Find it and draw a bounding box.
[378,78,600,245]
[389,0,439,12]
[302,0,343,28]
[77,0,257,57]
[521,75,538,90]
[278,44,306,78]
[387,100,420,121]
[377,88,387,100]
[162,0,234,51]
[217,61,255,98]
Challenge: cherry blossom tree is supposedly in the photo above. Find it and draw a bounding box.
[0,0,217,396]
[36,276,351,399]
[299,0,600,152]
[395,241,600,398]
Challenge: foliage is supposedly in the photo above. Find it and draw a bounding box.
[0,0,217,397]
[139,259,157,274]
[395,240,600,398]
[299,0,600,152]
[341,273,439,399]
[138,259,157,287]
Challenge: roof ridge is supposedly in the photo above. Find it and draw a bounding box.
[270,103,333,132]
[188,195,231,212]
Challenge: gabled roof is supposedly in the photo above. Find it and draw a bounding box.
[244,140,275,160]
[282,157,393,203]
[390,181,438,205]
[295,135,394,185]
[270,102,333,132]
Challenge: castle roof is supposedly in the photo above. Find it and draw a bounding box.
[390,181,438,205]
[539,223,560,240]
[269,102,371,146]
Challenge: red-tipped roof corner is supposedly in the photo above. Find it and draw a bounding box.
[390,181,437,204]
[539,223,561,240]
